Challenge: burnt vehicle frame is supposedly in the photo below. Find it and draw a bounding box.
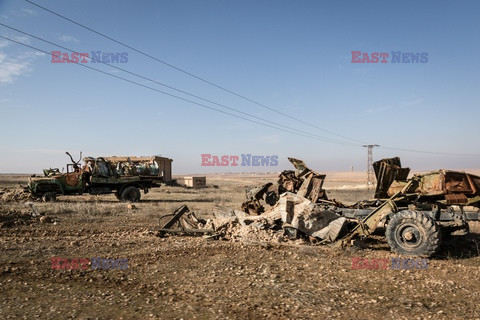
[242,157,480,257]
[26,152,163,202]
[337,158,480,256]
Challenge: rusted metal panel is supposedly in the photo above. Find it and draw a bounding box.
[278,170,302,193]
[297,173,326,203]
[158,205,214,237]
[241,182,274,215]
[309,175,326,203]
[297,174,312,198]
[445,171,474,194]
[400,170,480,198]
[445,193,468,205]
[242,158,328,215]
[418,172,445,195]
[241,198,264,215]
[374,157,410,198]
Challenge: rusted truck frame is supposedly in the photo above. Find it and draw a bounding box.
[336,158,480,256]
[26,152,163,202]
[241,157,480,257]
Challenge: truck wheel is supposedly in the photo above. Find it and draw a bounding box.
[42,192,57,202]
[120,186,141,202]
[386,210,441,257]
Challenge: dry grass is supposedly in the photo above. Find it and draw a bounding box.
[1,173,480,319]
[0,174,29,188]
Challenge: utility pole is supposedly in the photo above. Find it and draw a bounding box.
[363,144,379,189]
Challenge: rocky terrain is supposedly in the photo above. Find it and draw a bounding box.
[1,175,480,319]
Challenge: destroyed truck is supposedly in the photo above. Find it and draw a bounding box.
[338,157,480,257]
[241,157,480,257]
[25,152,163,202]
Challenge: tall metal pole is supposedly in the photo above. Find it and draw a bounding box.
[363,144,379,189]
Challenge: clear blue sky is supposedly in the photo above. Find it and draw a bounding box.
[0,0,479,174]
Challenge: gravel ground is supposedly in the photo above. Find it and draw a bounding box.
[1,178,480,319]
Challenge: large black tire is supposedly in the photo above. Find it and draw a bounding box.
[120,186,141,202]
[386,210,441,257]
[42,192,57,202]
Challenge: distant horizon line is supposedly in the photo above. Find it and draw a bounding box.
[2,168,480,176]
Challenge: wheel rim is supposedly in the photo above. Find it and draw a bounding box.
[395,223,424,249]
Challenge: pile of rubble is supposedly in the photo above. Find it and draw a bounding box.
[158,194,349,244]
[241,158,331,215]
[158,158,352,244]
[212,193,348,243]
[0,188,31,202]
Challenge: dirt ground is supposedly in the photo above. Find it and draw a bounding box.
[1,173,480,319]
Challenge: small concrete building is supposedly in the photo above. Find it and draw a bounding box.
[105,156,173,182]
[184,176,206,188]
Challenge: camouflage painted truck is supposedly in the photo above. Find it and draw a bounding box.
[25,152,163,202]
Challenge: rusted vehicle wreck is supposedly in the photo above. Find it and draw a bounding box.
[240,157,480,257]
[25,152,164,202]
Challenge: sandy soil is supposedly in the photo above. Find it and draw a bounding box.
[1,173,480,319]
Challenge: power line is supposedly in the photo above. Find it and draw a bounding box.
[3,31,479,157]
[24,0,365,145]
[0,34,365,146]
[3,9,480,158]
[0,23,358,146]
[380,146,480,157]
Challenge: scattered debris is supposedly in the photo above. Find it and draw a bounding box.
[209,207,281,243]
[241,158,329,215]
[161,193,350,244]
[275,193,347,240]
[27,202,41,217]
[0,188,31,202]
[157,157,480,257]
[241,182,274,215]
[39,216,53,223]
[158,205,215,237]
